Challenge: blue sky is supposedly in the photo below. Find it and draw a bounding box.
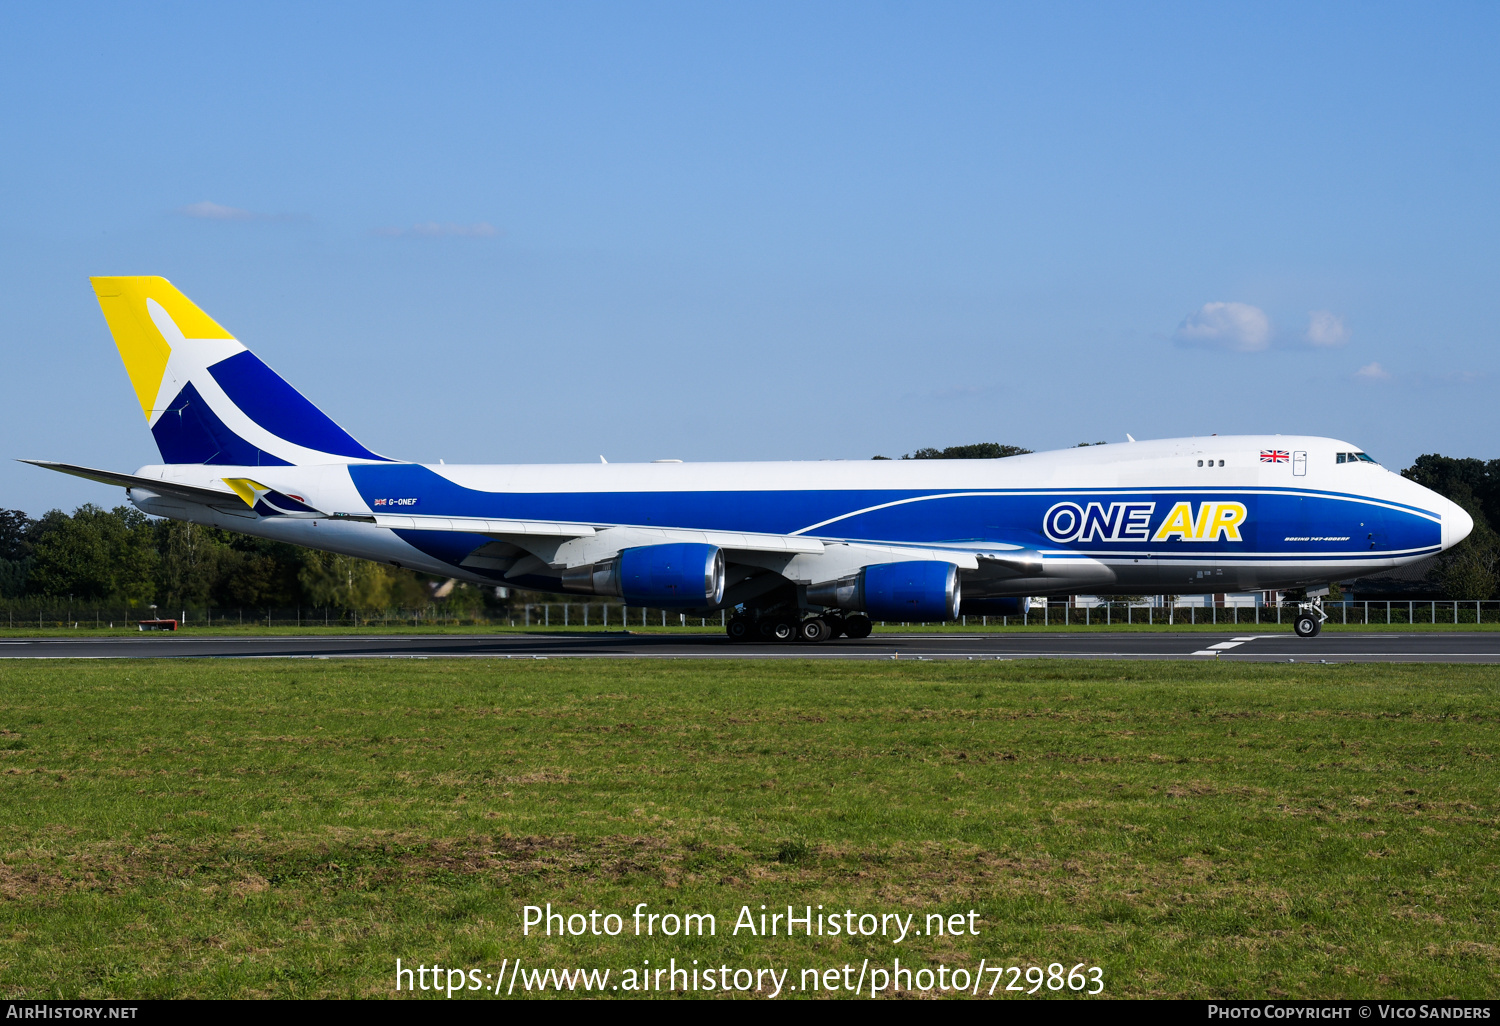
[2,2,1496,515]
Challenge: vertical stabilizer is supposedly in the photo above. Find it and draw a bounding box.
[89,276,388,466]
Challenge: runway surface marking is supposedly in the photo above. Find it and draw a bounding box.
[0,632,1497,663]
[1192,636,1268,655]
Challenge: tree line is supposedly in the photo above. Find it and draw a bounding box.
[0,505,472,612]
[1401,455,1500,599]
[1,449,1495,607]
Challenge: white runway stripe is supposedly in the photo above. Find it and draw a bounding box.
[1194,635,1269,655]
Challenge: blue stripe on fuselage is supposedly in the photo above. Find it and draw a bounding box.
[350,464,1443,569]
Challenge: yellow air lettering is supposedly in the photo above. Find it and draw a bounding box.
[1205,502,1247,541]
[1192,502,1212,540]
[1151,502,1196,542]
[1151,501,1249,542]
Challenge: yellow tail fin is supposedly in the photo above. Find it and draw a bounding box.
[90,276,235,419]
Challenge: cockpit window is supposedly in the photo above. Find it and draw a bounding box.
[1336,452,1379,465]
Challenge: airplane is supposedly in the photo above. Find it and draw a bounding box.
[25,276,1474,642]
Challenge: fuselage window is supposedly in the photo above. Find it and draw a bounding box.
[1197,460,1203,467]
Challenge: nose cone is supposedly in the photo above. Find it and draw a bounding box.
[1441,499,1474,551]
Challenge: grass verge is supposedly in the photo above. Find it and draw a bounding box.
[0,658,1496,999]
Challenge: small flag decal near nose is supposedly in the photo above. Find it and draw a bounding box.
[1260,450,1289,463]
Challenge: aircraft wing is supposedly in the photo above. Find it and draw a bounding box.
[20,460,240,505]
[344,512,826,556]
[339,512,597,537]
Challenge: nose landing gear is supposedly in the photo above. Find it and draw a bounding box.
[1293,596,1327,638]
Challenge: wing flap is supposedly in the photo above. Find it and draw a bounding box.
[357,513,597,538]
[708,533,825,555]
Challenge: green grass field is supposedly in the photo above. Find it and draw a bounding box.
[0,658,1496,999]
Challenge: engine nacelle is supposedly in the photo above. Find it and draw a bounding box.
[961,596,1031,616]
[806,560,961,621]
[562,543,725,608]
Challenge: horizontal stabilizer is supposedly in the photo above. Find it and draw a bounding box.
[20,460,238,505]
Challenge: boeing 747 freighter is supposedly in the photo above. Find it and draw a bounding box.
[25,277,1473,641]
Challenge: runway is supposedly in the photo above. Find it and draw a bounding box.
[2,631,1499,662]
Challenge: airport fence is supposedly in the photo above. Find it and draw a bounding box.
[1,599,1499,630]
[954,599,1500,628]
[0,602,721,630]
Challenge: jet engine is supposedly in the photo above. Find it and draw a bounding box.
[562,542,725,608]
[806,560,961,621]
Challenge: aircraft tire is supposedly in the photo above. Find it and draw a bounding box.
[842,614,873,639]
[768,619,797,643]
[823,614,846,638]
[726,617,753,641]
[798,617,831,643]
[1293,614,1322,638]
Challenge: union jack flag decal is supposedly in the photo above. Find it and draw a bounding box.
[1260,450,1289,463]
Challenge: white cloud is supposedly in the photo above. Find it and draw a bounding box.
[1355,362,1391,380]
[1173,302,1271,352]
[178,200,255,220]
[1306,310,1350,347]
[374,221,500,238]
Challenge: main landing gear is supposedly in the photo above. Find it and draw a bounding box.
[726,612,873,643]
[1293,596,1327,638]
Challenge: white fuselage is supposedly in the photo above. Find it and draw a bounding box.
[119,435,1472,603]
